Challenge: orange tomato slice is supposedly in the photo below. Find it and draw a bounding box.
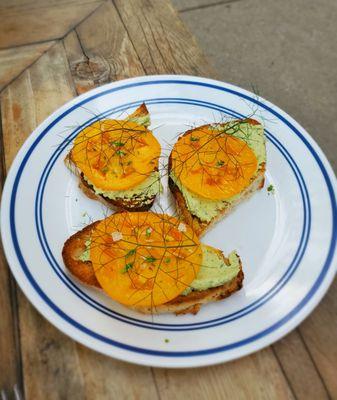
[70,119,161,191]
[90,212,202,307]
[171,122,258,200]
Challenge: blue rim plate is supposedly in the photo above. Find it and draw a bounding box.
[1,75,337,367]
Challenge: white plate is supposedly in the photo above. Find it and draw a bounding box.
[1,75,337,368]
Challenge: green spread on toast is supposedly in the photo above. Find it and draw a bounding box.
[170,121,266,222]
[182,246,240,295]
[84,171,162,203]
[78,240,91,262]
[127,114,150,127]
[78,242,240,294]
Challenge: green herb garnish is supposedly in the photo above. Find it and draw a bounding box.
[123,262,134,273]
[216,160,224,167]
[144,256,156,263]
[164,339,170,343]
[145,227,152,237]
[126,248,136,257]
[116,150,126,156]
[113,141,125,147]
[267,184,275,194]
[164,258,171,264]
[190,136,199,142]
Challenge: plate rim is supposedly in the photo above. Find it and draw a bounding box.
[1,74,337,368]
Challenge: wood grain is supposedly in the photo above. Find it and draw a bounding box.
[154,348,294,400]
[0,41,55,91]
[0,121,22,397]
[0,0,101,11]
[64,1,144,95]
[76,344,159,399]
[75,1,144,81]
[273,331,330,399]
[298,280,337,398]
[0,0,102,49]
[114,0,215,77]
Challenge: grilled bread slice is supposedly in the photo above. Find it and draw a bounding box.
[62,218,243,315]
[168,119,266,236]
[65,103,161,212]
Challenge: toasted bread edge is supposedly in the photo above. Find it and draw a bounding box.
[167,122,266,236]
[62,221,244,315]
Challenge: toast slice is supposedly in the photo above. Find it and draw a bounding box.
[62,221,244,315]
[65,103,161,212]
[168,119,266,236]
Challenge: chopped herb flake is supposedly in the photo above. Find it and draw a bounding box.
[145,256,156,263]
[145,227,152,237]
[164,339,170,343]
[164,258,171,264]
[113,141,125,147]
[267,184,275,194]
[126,248,136,257]
[216,160,224,167]
[190,136,199,142]
[116,150,126,156]
[123,262,134,273]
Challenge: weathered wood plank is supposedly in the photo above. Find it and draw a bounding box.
[64,1,144,95]
[1,40,159,400]
[0,0,102,49]
[75,1,144,86]
[75,344,159,399]
[154,348,294,400]
[1,41,84,399]
[0,0,100,11]
[298,280,337,398]
[114,0,215,77]
[0,41,55,91]
[0,253,22,396]
[0,117,22,396]
[17,290,86,400]
[272,331,330,399]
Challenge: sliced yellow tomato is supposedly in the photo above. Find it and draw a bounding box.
[70,119,161,191]
[171,123,258,200]
[90,212,202,307]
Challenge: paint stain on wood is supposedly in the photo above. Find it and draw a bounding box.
[12,103,21,120]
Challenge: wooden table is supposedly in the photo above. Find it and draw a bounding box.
[0,1,336,399]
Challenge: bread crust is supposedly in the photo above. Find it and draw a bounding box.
[62,221,101,287]
[62,221,244,315]
[134,269,244,315]
[168,122,266,237]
